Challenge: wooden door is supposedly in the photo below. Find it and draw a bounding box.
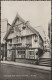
[11,50,16,61]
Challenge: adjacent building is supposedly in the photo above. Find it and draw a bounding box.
[1,19,8,60]
[48,21,51,54]
[4,13,44,62]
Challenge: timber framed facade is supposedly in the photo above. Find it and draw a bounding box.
[4,13,44,62]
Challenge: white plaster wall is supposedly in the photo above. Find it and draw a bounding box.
[14,27,21,36]
[26,27,33,35]
[16,50,18,58]
[15,19,22,25]
[7,50,12,58]
[21,27,33,36]
[21,29,26,36]
[7,24,11,32]
[26,50,29,59]
[12,37,17,44]
[7,42,12,49]
[32,35,39,48]
[21,37,26,47]
[8,33,16,39]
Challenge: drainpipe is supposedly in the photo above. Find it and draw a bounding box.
[50,22,51,58]
[38,35,39,60]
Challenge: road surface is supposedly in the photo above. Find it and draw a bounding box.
[1,63,51,80]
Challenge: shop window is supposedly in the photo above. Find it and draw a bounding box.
[18,51,25,58]
[18,51,25,54]
[29,51,34,55]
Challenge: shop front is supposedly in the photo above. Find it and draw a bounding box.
[7,49,16,61]
[7,47,43,64]
[16,50,26,58]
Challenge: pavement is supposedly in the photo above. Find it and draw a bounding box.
[1,61,51,71]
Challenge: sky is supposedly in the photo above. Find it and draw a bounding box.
[1,1,51,42]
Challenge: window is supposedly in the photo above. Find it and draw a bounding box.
[22,24,26,29]
[18,50,25,58]
[17,38,18,42]
[29,51,34,55]
[18,38,20,42]
[26,36,32,47]
[17,37,21,43]
[18,51,25,54]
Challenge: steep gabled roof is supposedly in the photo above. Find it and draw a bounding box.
[4,13,40,40]
[27,24,39,35]
[4,13,26,40]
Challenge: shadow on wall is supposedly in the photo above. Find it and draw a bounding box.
[39,49,43,58]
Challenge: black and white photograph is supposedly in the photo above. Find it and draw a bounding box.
[1,1,51,80]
